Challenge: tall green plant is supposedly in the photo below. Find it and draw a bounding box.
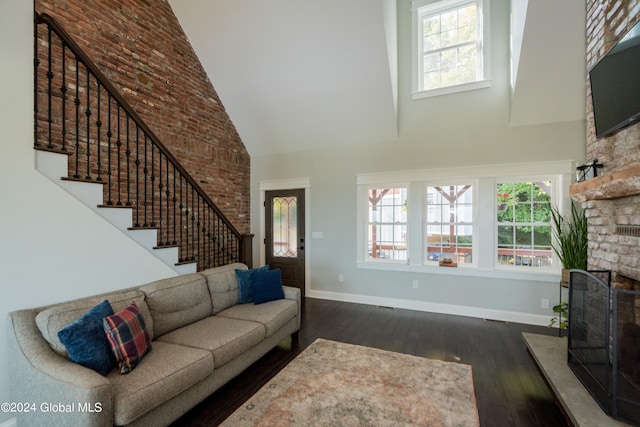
[550,202,588,269]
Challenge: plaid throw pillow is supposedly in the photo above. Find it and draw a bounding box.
[103,301,151,374]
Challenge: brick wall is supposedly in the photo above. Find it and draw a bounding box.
[35,0,251,234]
[586,1,640,171]
[584,1,640,282]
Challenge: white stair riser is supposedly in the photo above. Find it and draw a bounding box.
[35,150,194,274]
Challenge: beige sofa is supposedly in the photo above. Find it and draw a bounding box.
[6,263,301,426]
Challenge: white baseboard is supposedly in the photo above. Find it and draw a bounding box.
[306,289,552,326]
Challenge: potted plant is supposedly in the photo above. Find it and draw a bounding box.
[550,202,588,285]
[549,202,587,330]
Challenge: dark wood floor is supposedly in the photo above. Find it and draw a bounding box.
[171,298,568,427]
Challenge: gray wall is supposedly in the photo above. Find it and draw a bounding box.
[251,0,586,322]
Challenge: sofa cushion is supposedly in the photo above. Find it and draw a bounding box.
[140,273,212,337]
[235,265,269,304]
[108,341,213,426]
[157,316,265,367]
[57,300,117,376]
[35,289,153,356]
[218,298,298,338]
[199,263,247,314]
[103,302,152,374]
[252,268,285,304]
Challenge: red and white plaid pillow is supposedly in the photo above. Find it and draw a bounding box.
[103,301,151,374]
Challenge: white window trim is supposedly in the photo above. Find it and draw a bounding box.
[493,174,561,272]
[423,180,478,268]
[356,161,575,283]
[358,182,411,265]
[411,0,491,100]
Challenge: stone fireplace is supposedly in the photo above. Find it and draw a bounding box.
[573,0,640,356]
[564,3,640,424]
[573,1,640,303]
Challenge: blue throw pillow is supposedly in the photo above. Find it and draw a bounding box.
[235,265,269,304]
[252,268,285,304]
[57,300,117,376]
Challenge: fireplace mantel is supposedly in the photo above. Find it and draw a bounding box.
[570,162,640,202]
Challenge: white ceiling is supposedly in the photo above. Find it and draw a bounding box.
[170,0,586,158]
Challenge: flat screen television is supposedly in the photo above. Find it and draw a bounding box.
[589,20,640,138]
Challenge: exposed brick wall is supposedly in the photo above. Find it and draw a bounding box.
[35,0,250,235]
[586,1,640,171]
[585,1,640,282]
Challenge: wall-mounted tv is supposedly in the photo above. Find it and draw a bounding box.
[589,20,640,138]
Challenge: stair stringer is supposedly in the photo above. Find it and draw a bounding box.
[35,149,197,275]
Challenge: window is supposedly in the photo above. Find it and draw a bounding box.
[357,162,570,279]
[426,184,474,265]
[367,188,408,261]
[496,181,553,269]
[412,0,490,98]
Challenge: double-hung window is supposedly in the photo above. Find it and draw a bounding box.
[496,181,553,269]
[367,187,408,261]
[357,163,570,278]
[412,0,490,98]
[426,184,474,265]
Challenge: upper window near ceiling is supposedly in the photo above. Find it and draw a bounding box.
[412,0,490,99]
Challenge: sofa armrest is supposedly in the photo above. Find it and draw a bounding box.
[282,286,301,330]
[7,309,113,427]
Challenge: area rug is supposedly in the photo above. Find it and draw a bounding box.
[220,338,479,427]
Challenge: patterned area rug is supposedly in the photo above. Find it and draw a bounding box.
[220,338,479,426]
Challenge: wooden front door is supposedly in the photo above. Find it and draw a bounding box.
[265,189,305,298]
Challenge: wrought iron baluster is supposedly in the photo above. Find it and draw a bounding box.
[106,94,113,205]
[73,57,80,177]
[46,28,53,149]
[197,194,202,265]
[191,187,196,261]
[172,166,177,245]
[158,151,163,232]
[134,127,140,227]
[179,176,184,262]
[125,114,131,206]
[143,134,148,226]
[165,156,170,245]
[95,82,102,180]
[61,44,67,151]
[116,105,122,205]
[85,66,91,180]
[185,183,190,261]
[34,22,39,147]
[150,144,155,226]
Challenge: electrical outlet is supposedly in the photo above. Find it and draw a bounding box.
[412,280,419,289]
[541,298,549,309]
[338,274,344,283]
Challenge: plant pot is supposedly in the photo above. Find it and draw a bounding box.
[561,268,570,286]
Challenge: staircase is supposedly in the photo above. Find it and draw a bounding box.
[34,13,252,273]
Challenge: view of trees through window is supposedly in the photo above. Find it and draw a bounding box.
[420,2,478,91]
[496,182,553,268]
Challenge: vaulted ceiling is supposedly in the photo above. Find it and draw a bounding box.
[170,0,586,158]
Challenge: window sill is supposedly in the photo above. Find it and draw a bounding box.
[357,261,560,283]
[412,79,492,100]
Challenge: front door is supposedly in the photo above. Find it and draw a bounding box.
[265,189,305,298]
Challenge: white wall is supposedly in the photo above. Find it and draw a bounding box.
[251,0,587,323]
[0,1,177,423]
